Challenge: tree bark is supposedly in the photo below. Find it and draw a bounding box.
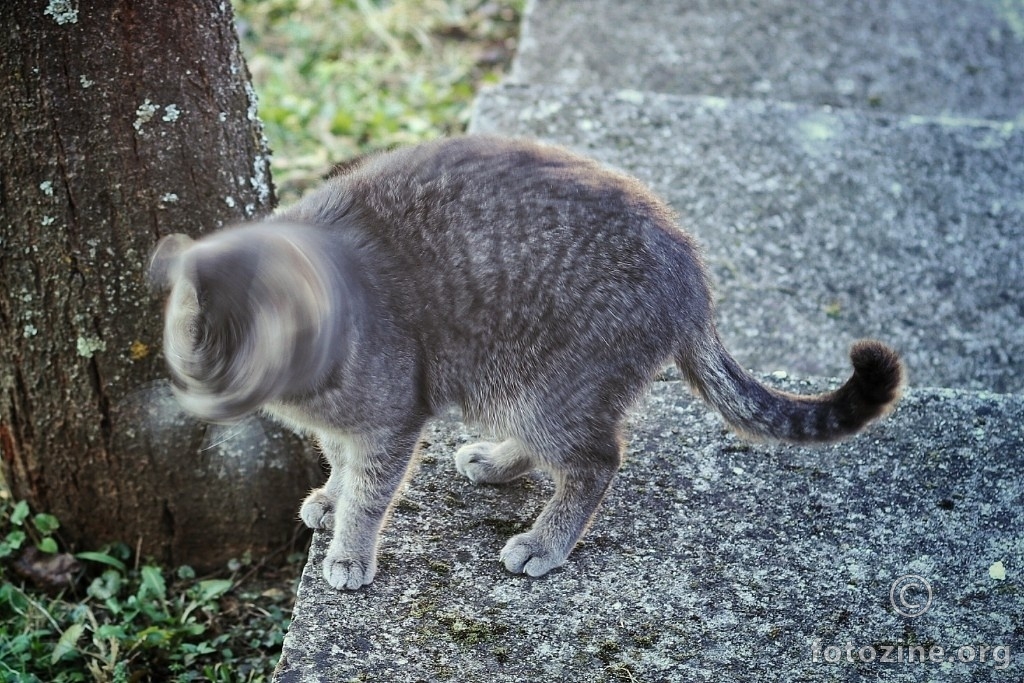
[0,1,320,569]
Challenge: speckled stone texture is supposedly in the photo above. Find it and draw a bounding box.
[275,381,1022,682]
[471,85,1024,394]
[511,0,1024,120]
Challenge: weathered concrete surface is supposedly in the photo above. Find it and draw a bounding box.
[275,381,1022,682]
[512,0,1024,120]
[470,85,1024,394]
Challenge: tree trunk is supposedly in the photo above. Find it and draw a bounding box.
[0,1,321,569]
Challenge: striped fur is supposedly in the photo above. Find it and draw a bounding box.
[678,334,903,442]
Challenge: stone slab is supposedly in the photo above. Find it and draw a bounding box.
[470,84,1024,393]
[512,0,1024,120]
[275,380,1023,682]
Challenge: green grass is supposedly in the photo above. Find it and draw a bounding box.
[236,0,524,202]
[0,493,301,682]
[0,1,521,680]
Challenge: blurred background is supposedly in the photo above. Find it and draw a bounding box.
[235,0,524,203]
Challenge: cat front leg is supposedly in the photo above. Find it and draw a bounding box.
[314,427,422,590]
[299,470,343,530]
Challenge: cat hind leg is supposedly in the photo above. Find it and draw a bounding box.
[500,432,621,577]
[455,438,534,484]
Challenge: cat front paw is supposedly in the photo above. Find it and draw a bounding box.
[499,531,569,577]
[299,489,335,530]
[323,551,376,590]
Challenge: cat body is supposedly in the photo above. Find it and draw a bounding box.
[150,136,903,589]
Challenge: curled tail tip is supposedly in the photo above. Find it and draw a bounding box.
[848,339,905,410]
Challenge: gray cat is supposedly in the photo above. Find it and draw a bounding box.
[149,135,903,590]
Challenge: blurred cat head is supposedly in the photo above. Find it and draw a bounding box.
[148,224,339,422]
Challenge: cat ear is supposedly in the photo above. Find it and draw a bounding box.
[148,233,195,290]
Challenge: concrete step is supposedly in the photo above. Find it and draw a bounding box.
[274,381,1023,682]
[469,83,1024,394]
[512,0,1024,120]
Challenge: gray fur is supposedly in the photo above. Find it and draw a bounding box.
[150,135,903,589]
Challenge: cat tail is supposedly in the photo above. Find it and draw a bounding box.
[675,333,904,443]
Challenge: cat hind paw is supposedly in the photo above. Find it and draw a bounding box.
[499,531,568,577]
[454,441,529,484]
[454,441,502,483]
